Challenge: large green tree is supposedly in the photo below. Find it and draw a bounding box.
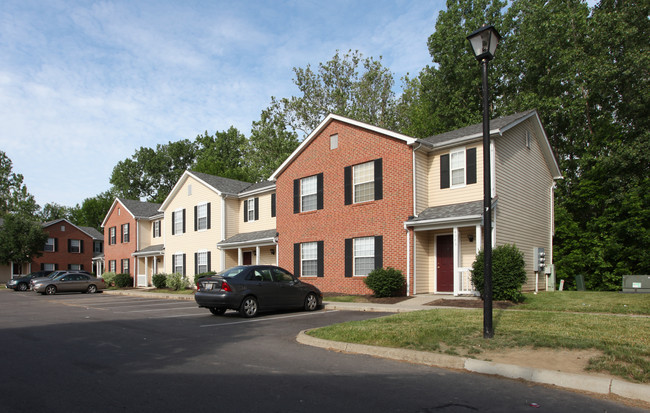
[69,190,115,232]
[193,127,251,182]
[0,214,48,268]
[246,108,299,181]
[0,151,39,217]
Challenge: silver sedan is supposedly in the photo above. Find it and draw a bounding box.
[33,273,106,295]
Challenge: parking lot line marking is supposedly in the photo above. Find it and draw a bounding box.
[149,313,208,319]
[200,310,338,327]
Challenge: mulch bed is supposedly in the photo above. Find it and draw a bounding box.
[425,299,514,309]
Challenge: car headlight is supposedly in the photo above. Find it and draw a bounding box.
[8,280,16,285]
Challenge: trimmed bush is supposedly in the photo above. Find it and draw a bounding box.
[101,271,116,287]
[152,273,168,289]
[471,244,527,302]
[363,267,406,298]
[114,273,134,288]
[166,273,189,291]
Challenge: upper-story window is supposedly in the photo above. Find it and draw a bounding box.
[293,174,323,214]
[69,239,82,254]
[153,220,161,238]
[344,159,383,205]
[440,147,476,189]
[44,238,56,252]
[172,209,185,235]
[195,203,210,231]
[93,241,103,253]
[121,223,130,243]
[109,227,116,245]
[243,198,259,222]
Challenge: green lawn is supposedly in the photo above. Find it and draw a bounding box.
[310,291,650,383]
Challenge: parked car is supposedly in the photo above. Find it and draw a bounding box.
[29,270,91,289]
[5,271,52,291]
[32,272,105,295]
[195,265,322,318]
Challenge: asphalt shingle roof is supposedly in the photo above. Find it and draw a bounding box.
[118,198,162,219]
[218,229,277,246]
[408,200,483,222]
[80,226,103,240]
[189,171,253,196]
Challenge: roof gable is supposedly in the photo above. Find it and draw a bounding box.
[101,198,162,228]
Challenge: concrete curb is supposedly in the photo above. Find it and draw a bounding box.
[297,330,650,404]
[102,289,195,301]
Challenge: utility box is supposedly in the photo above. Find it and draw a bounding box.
[533,247,546,272]
[622,275,650,293]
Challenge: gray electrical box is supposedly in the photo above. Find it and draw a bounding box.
[622,275,650,293]
[533,247,546,272]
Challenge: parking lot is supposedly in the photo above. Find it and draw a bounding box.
[2,289,642,413]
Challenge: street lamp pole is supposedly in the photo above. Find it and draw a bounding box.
[467,24,501,339]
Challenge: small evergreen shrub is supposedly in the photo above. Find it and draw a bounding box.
[152,273,168,289]
[471,244,527,302]
[114,273,134,288]
[101,272,116,287]
[363,267,406,298]
[166,273,189,291]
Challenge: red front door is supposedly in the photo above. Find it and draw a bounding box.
[436,235,454,292]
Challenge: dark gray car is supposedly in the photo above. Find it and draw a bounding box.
[195,265,322,317]
[5,271,52,291]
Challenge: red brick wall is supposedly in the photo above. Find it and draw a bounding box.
[103,201,137,279]
[276,120,414,294]
[32,221,95,274]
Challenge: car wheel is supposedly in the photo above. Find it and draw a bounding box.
[304,293,318,311]
[17,283,28,292]
[86,284,97,294]
[209,308,226,316]
[45,285,57,295]
[239,296,258,318]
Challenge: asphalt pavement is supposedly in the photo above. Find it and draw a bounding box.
[102,289,650,405]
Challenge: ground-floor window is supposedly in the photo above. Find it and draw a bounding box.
[121,259,129,274]
[345,236,383,277]
[173,253,185,275]
[68,264,82,270]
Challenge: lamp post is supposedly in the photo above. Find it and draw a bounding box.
[467,24,501,339]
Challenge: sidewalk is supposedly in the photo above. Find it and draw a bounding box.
[103,289,650,405]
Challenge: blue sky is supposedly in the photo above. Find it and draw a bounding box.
[1,0,442,209]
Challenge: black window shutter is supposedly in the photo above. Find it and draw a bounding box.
[171,212,176,235]
[316,173,324,210]
[293,179,300,213]
[344,166,352,205]
[243,200,248,222]
[194,252,198,275]
[207,251,211,272]
[54,238,58,252]
[127,224,130,242]
[120,225,123,243]
[466,148,477,185]
[41,263,44,270]
[68,239,72,252]
[80,264,84,270]
[254,197,259,221]
[55,264,58,270]
[440,154,450,189]
[374,236,383,270]
[317,241,324,277]
[207,203,211,229]
[80,240,84,253]
[344,238,353,277]
[182,254,186,276]
[182,209,186,234]
[294,243,301,277]
[374,159,383,201]
[271,194,276,217]
[194,205,198,231]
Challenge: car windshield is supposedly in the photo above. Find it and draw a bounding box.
[218,267,246,279]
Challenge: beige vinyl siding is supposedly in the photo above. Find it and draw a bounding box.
[137,220,154,249]
[414,231,430,294]
[459,227,478,268]
[237,192,276,233]
[163,175,223,281]
[494,120,555,291]
[428,143,483,207]
[224,197,239,239]
[414,150,429,215]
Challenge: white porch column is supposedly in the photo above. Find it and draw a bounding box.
[453,226,459,296]
[145,257,149,286]
[255,246,260,265]
[238,248,242,265]
[475,224,482,254]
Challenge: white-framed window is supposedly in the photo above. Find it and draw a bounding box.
[174,209,184,234]
[247,198,256,222]
[353,161,375,203]
[301,175,317,212]
[109,260,116,273]
[450,148,466,187]
[121,259,129,274]
[122,223,129,243]
[109,227,116,245]
[353,237,375,276]
[69,239,81,253]
[173,253,184,274]
[197,203,208,231]
[44,238,55,252]
[43,263,56,271]
[197,251,208,274]
[301,242,318,277]
[69,264,81,271]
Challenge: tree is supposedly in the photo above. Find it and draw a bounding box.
[0,214,48,268]
[273,50,400,135]
[69,190,115,232]
[39,203,73,222]
[246,108,299,181]
[0,151,39,217]
[110,140,197,203]
[194,127,251,182]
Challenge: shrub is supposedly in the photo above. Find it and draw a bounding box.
[166,273,189,291]
[114,273,134,288]
[471,244,527,302]
[101,272,116,287]
[363,267,406,298]
[152,273,168,289]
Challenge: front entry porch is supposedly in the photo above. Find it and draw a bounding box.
[133,244,165,287]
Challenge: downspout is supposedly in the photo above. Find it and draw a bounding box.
[405,222,410,297]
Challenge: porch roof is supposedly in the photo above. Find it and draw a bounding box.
[132,244,165,257]
[406,200,483,229]
[218,229,278,249]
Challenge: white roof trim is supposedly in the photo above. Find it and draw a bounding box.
[159,171,224,211]
[270,113,417,180]
[405,215,482,231]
